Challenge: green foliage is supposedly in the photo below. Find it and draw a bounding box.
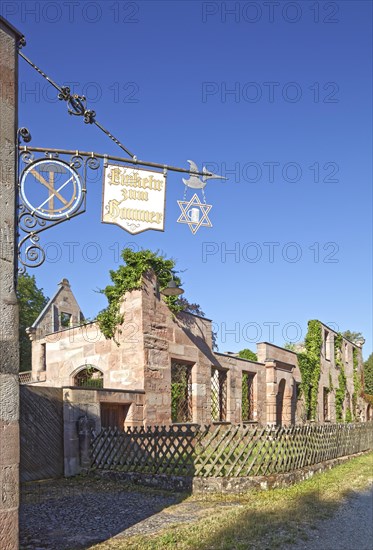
[334,332,343,368]
[238,349,258,362]
[363,353,373,396]
[345,408,353,423]
[241,372,251,420]
[335,366,347,422]
[171,378,187,423]
[284,342,296,351]
[76,365,104,388]
[297,320,323,420]
[342,330,363,344]
[352,347,362,418]
[17,272,48,372]
[334,332,347,422]
[97,248,177,341]
[171,365,191,423]
[97,248,204,343]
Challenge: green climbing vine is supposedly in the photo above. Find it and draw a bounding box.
[297,320,323,420]
[97,248,184,342]
[241,372,250,420]
[334,332,343,368]
[345,408,353,423]
[171,377,188,423]
[334,331,346,422]
[335,367,347,422]
[352,347,361,419]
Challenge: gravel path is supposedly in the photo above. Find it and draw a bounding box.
[289,486,373,550]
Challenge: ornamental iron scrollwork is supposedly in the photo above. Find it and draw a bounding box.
[17,135,100,273]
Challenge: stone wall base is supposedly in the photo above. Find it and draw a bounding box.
[92,470,192,492]
[92,450,371,494]
[192,451,371,494]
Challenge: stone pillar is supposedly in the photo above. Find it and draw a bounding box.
[265,361,277,425]
[0,16,23,549]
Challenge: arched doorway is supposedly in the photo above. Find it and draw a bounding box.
[276,379,286,426]
[367,404,372,421]
[73,366,103,388]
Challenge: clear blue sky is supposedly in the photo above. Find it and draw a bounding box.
[5,1,372,357]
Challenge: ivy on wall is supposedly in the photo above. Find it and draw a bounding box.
[171,378,187,423]
[335,365,347,422]
[297,320,323,420]
[334,331,347,422]
[334,332,343,369]
[362,353,373,406]
[97,248,184,342]
[352,347,362,419]
[345,408,353,423]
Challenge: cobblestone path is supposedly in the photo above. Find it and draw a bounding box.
[20,478,183,549]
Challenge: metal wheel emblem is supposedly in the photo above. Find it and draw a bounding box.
[19,158,83,220]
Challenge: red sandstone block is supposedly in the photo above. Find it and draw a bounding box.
[0,509,18,550]
[0,422,19,466]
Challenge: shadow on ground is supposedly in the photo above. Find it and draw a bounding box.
[100,480,373,549]
[19,476,187,550]
[20,467,373,550]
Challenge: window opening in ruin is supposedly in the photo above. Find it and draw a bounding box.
[323,387,329,421]
[74,366,103,388]
[325,330,331,361]
[242,371,255,421]
[60,311,72,328]
[171,362,193,423]
[211,367,227,421]
[41,343,46,371]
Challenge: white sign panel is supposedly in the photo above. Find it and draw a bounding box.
[102,164,166,234]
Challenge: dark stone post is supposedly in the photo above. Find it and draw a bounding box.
[0,16,23,549]
[78,415,92,470]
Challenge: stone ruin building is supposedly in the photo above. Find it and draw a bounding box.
[22,272,369,440]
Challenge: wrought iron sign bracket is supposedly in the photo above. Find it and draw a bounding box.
[17,144,101,273]
[17,141,216,272]
[16,39,227,271]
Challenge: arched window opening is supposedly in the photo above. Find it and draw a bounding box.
[74,366,103,389]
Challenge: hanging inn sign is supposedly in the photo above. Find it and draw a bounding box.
[102,164,166,234]
[16,40,227,271]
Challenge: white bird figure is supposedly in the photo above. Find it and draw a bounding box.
[182,160,227,189]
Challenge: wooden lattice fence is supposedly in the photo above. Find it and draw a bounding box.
[91,421,373,478]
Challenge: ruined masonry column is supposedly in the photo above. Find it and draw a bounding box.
[0,17,23,550]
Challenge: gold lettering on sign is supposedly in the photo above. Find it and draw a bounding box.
[106,199,163,225]
[121,189,149,202]
[103,164,166,234]
[108,167,164,192]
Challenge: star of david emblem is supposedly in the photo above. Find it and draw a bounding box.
[177,193,212,234]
